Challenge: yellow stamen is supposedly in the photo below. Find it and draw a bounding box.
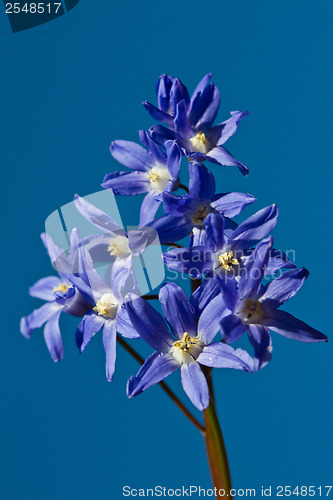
[53,283,69,294]
[173,332,201,352]
[189,132,210,153]
[218,251,239,271]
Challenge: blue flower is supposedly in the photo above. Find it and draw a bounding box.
[143,73,249,174]
[125,283,254,411]
[65,243,140,382]
[218,237,327,370]
[147,161,255,244]
[74,194,159,296]
[20,229,91,362]
[102,131,181,225]
[163,208,294,293]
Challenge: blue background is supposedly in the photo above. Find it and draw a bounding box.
[1,1,332,499]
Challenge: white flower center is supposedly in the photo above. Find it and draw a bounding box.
[147,166,172,193]
[107,235,131,258]
[93,292,119,319]
[189,132,210,154]
[170,332,203,364]
[236,298,262,324]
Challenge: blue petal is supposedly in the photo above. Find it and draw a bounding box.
[238,237,273,300]
[148,214,193,243]
[197,342,254,372]
[156,74,174,112]
[159,283,197,339]
[125,297,173,352]
[190,73,212,107]
[190,278,221,315]
[142,102,174,128]
[103,320,117,382]
[265,248,296,275]
[230,205,278,251]
[247,324,272,370]
[29,276,62,301]
[169,78,190,116]
[192,83,221,131]
[127,352,179,397]
[77,311,105,352]
[174,100,192,138]
[197,294,227,344]
[215,274,239,312]
[162,193,195,217]
[74,195,123,234]
[207,111,249,147]
[110,140,154,171]
[262,309,327,343]
[206,146,249,176]
[20,301,62,339]
[220,314,247,343]
[163,247,213,279]
[204,213,225,253]
[116,304,140,339]
[211,192,256,218]
[139,130,167,166]
[102,171,150,195]
[189,162,215,201]
[180,363,209,411]
[43,310,63,362]
[140,191,162,226]
[260,267,309,310]
[165,140,181,179]
[149,125,178,148]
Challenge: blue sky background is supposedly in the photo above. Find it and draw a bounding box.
[1,1,332,499]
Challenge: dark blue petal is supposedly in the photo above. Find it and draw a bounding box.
[169,78,190,116]
[156,74,174,112]
[110,140,154,171]
[149,124,179,148]
[189,162,215,201]
[230,204,278,251]
[174,100,192,138]
[247,324,272,370]
[193,83,221,131]
[238,237,273,300]
[127,352,179,397]
[162,192,195,217]
[147,214,193,243]
[262,309,327,342]
[197,342,254,372]
[43,310,63,362]
[211,192,256,218]
[103,320,117,382]
[163,247,213,279]
[142,101,174,128]
[159,283,197,339]
[216,274,239,312]
[206,146,248,176]
[139,130,167,165]
[220,314,247,343]
[190,73,212,106]
[139,191,162,225]
[265,248,296,275]
[190,278,221,315]
[260,267,309,310]
[102,170,149,195]
[180,363,209,411]
[165,140,181,179]
[126,297,173,352]
[204,213,225,253]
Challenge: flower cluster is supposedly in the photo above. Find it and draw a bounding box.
[21,74,327,411]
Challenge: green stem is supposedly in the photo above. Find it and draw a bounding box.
[203,372,233,499]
